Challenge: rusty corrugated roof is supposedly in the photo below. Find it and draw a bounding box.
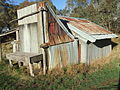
[59,16,112,35]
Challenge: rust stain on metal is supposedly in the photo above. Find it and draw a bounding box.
[47,12,73,46]
[37,2,45,8]
[61,17,90,23]
[77,41,81,63]
[48,41,78,69]
[60,16,112,34]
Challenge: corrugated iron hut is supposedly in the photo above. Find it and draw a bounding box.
[9,2,117,71]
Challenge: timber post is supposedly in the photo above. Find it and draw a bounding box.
[16,30,19,51]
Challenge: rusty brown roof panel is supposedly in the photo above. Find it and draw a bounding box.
[47,13,73,46]
[60,16,112,34]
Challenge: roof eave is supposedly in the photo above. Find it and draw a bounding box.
[91,34,118,40]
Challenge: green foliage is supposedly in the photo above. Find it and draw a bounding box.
[0,0,18,33]
[61,0,120,33]
[0,0,59,33]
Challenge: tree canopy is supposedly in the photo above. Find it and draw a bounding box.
[61,0,120,33]
[0,0,57,33]
[0,0,18,33]
[0,0,119,33]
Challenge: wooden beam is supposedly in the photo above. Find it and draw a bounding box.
[0,29,19,37]
[10,11,40,24]
[43,8,49,43]
[16,30,19,51]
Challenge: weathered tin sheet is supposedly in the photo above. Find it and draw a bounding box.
[17,3,38,25]
[47,12,73,46]
[19,23,39,53]
[29,23,39,53]
[67,23,96,42]
[80,41,88,63]
[87,39,112,63]
[92,34,118,40]
[59,16,112,34]
[46,4,74,39]
[48,40,78,70]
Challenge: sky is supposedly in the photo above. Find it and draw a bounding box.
[52,0,66,10]
[12,0,67,10]
[12,0,91,10]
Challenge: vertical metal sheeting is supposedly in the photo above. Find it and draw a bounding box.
[29,23,39,53]
[87,39,112,63]
[48,40,78,70]
[19,23,39,53]
[80,41,87,63]
[19,26,24,52]
[17,4,38,25]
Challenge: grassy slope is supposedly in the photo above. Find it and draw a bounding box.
[0,36,120,90]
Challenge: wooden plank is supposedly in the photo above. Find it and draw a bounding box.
[6,52,45,76]
[77,40,81,63]
[28,60,34,77]
[30,54,43,64]
[43,8,49,43]
[37,6,44,54]
[0,29,19,37]
[9,60,13,67]
[16,31,19,51]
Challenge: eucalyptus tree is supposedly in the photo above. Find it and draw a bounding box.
[0,0,17,33]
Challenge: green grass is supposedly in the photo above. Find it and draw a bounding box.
[0,56,119,90]
[0,37,120,90]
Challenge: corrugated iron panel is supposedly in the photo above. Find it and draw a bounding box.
[19,23,39,53]
[47,12,73,46]
[17,3,38,25]
[19,25,24,52]
[80,41,88,63]
[23,24,31,52]
[48,40,78,70]
[87,39,112,63]
[46,4,74,39]
[59,16,112,34]
[67,23,96,42]
[29,23,39,53]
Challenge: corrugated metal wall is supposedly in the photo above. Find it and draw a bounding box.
[87,39,112,63]
[17,4,38,25]
[80,41,88,63]
[29,23,39,53]
[47,40,79,70]
[19,25,24,52]
[19,23,39,53]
